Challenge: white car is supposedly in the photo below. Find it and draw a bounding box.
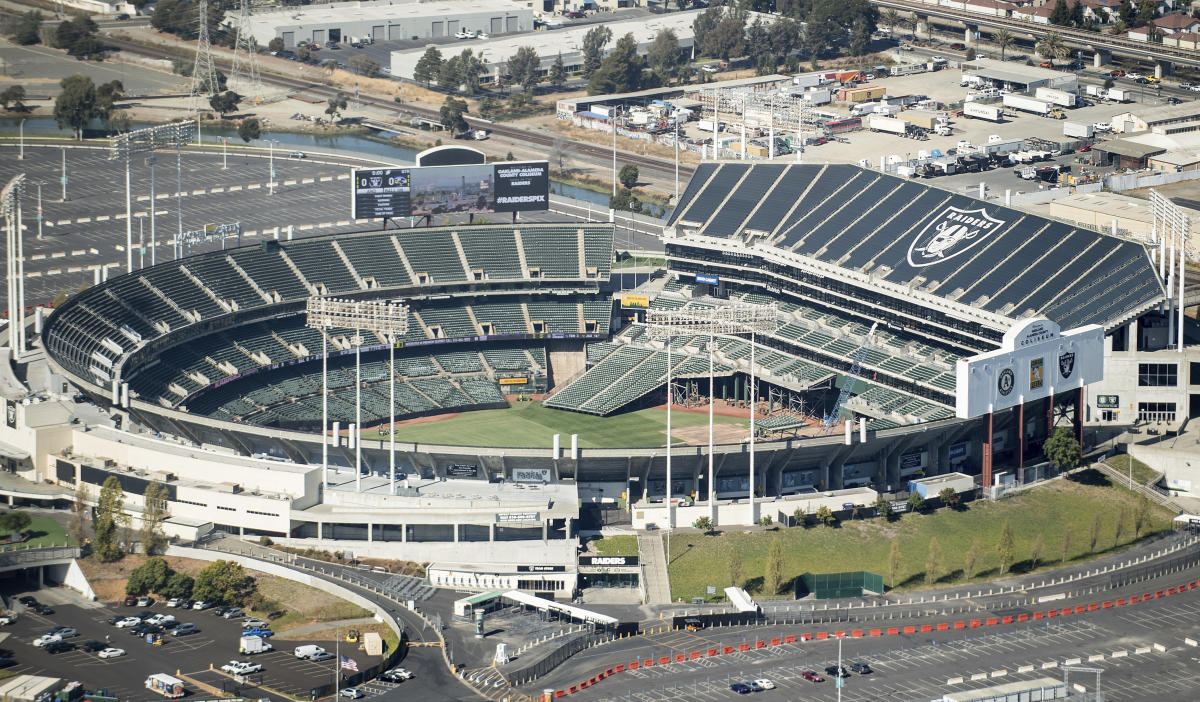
[339,689,363,699]
[1093,122,1112,132]
[242,619,268,629]
[33,634,62,647]
[98,647,126,659]
[1126,72,1143,80]
[147,614,176,625]
[454,29,473,39]
[387,667,413,680]
[166,598,180,608]
[701,64,719,73]
[474,32,489,39]
[192,601,210,610]
[754,679,776,690]
[115,617,141,628]
[221,661,263,675]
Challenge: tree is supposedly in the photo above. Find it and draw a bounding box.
[764,537,784,595]
[888,538,901,588]
[348,55,379,77]
[1113,505,1128,547]
[880,9,902,34]
[507,45,541,92]
[587,32,645,95]
[192,559,255,606]
[455,49,486,94]
[992,28,1014,60]
[965,47,976,61]
[141,482,168,556]
[873,494,892,521]
[69,483,88,546]
[815,504,836,527]
[54,74,97,139]
[160,571,194,599]
[792,507,806,526]
[925,536,941,586]
[1134,0,1154,27]
[1117,0,1135,25]
[107,109,131,134]
[1035,31,1069,64]
[325,92,348,122]
[938,486,960,509]
[758,515,773,527]
[548,52,567,88]
[768,18,800,65]
[55,14,101,58]
[1049,0,1072,26]
[1088,512,1101,552]
[440,96,469,135]
[692,515,715,533]
[0,85,27,112]
[1133,495,1151,538]
[0,511,31,535]
[94,475,126,561]
[728,547,744,587]
[237,117,261,142]
[125,556,170,595]
[848,15,871,56]
[618,164,639,189]
[95,79,123,122]
[208,90,242,115]
[1070,0,1084,27]
[1061,523,1073,564]
[581,25,612,79]
[267,37,284,53]
[997,519,1014,575]
[413,46,443,86]
[10,11,43,45]
[1043,427,1081,471]
[1029,532,1044,571]
[907,492,925,514]
[963,538,980,581]
[646,29,683,82]
[703,10,748,61]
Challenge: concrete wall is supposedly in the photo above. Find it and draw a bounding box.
[1128,442,1200,498]
[62,560,96,601]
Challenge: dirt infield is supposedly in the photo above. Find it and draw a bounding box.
[669,423,748,446]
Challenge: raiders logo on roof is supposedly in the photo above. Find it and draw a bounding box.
[907,206,1006,268]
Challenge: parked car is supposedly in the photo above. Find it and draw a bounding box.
[310,652,335,662]
[242,619,268,629]
[192,601,211,610]
[17,597,38,606]
[123,595,137,607]
[80,640,107,653]
[849,662,873,674]
[137,597,152,607]
[221,661,263,675]
[565,10,585,17]
[801,670,824,683]
[43,641,74,654]
[115,617,141,628]
[33,634,62,647]
[339,689,363,699]
[243,627,273,638]
[949,42,966,50]
[147,614,175,625]
[47,627,76,638]
[222,608,243,619]
[825,665,849,678]
[729,682,753,694]
[98,648,126,659]
[754,679,775,690]
[454,29,473,39]
[386,668,413,680]
[166,598,181,608]
[34,605,54,615]
[172,623,199,636]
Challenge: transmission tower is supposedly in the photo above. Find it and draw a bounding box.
[189,0,220,113]
[231,0,263,102]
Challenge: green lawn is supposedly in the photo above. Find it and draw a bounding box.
[2,515,71,549]
[667,472,1174,601]
[359,402,747,448]
[1105,454,1160,487]
[590,535,639,557]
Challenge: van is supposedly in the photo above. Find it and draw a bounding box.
[295,645,326,659]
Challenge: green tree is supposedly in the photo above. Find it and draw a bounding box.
[646,28,683,82]
[728,547,744,587]
[1113,505,1128,547]
[703,9,748,61]
[792,507,806,526]
[107,108,131,134]
[815,504,836,527]
[507,45,541,92]
[888,537,901,588]
[1049,0,1072,25]
[963,538,980,581]
[95,79,123,122]
[1035,31,1069,64]
[348,54,379,77]
[10,11,43,45]
[160,571,194,599]
[925,536,941,585]
[548,52,567,88]
[758,515,773,527]
[125,556,170,594]
[267,37,284,53]
[873,494,892,521]
[965,47,976,61]
[54,74,97,139]
[938,486,960,508]
[848,15,871,56]
[193,559,256,606]
[907,492,925,514]
[587,33,646,95]
[237,117,261,142]
[1042,427,1081,471]
[453,49,486,94]
[208,90,242,115]
[69,483,88,546]
[413,46,443,85]
[1061,523,1073,564]
[1070,0,1084,26]
[440,96,469,134]
[0,85,27,112]
[768,18,800,64]
[581,25,612,79]
[94,475,126,561]
[1029,532,1044,571]
[618,164,639,189]
[1133,495,1151,538]
[1117,0,1135,25]
[324,92,348,121]
[997,519,1014,575]
[765,536,784,595]
[0,511,31,535]
[151,0,223,40]
[141,481,168,556]
[1088,512,1101,552]
[880,9,901,34]
[1133,0,1154,26]
[54,14,101,58]
[692,515,715,533]
[992,28,1014,60]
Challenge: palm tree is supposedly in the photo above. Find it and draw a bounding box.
[1035,32,1069,66]
[903,15,919,40]
[881,9,902,35]
[992,28,1015,60]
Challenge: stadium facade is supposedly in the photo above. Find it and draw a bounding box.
[2,163,1196,596]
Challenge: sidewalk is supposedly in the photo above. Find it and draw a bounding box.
[636,533,671,605]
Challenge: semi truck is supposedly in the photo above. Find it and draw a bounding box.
[1063,121,1094,139]
[1002,94,1066,119]
[963,102,1003,122]
[1035,87,1077,108]
[867,114,908,135]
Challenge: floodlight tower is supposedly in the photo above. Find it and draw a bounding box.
[306,297,408,493]
[3,175,26,362]
[108,122,194,272]
[645,301,777,525]
[1150,190,1189,352]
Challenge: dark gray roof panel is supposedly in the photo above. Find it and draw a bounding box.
[669,162,1163,329]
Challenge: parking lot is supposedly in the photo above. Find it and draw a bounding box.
[0,586,395,701]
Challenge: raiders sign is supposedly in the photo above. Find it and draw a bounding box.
[908,206,1006,268]
[1058,352,1075,380]
[997,368,1015,397]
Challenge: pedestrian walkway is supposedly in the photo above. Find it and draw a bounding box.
[637,533,671,605]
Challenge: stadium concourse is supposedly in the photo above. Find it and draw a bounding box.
[1,160,1195,598]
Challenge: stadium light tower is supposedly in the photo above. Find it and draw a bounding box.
[1150,190,1188,352]
[306,297,409,493]
[3,175,26,362]
[645,302,777,525]
[108,121,194,272]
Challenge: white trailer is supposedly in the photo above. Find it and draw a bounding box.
[889,63,927,76]
[1035,87,1076,108]
[963,102,1003,122]
[1002,94,1053,116]
[1085,84,1105,98]
[1107,87,1131,103]
[867,114,908,135]
[1063,121,1094,139]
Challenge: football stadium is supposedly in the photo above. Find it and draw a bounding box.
[8,156,1196,595]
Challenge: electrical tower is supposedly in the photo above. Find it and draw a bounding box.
[231,0,263,103]
[189,0,220,114]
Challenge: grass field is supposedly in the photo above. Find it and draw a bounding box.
[3,516,72,549]
[666,471,1175,601]
[590,535,639,556]
[1105,453,1161,486]
[359,402,748,448]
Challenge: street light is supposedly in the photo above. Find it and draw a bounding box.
[18,119,24,160]
[307,297,409,493]
[108,121,194,272]
[645,301,777,525]
[267,139,279,195]
[3,175,26,362]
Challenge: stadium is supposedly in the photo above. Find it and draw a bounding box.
[18,158,1194,596]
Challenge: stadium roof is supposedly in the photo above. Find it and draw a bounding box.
[667,162,1164,332]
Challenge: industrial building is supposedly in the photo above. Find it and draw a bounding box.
[960,57,1078,93]
[233,0,535,48]
[1111,102,1200,134]
[1048,192,1200,251]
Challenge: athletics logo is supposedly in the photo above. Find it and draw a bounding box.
[1058,352,1075,380]
[997,368,1015,397]
[907,206,1006,267]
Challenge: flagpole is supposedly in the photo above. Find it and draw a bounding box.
[335,626,340,698]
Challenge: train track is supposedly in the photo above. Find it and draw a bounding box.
[104,35,694,182]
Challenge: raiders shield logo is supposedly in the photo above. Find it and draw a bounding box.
[907,206,1006,268]
[1059,352,1075,379]
[369,177,382,188]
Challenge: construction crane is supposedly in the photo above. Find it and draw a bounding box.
[822,323,877,431]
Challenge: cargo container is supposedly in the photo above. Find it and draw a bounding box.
[145,675,185,698]
[240,635,274,654]
[963,102,1003,121]
[899,110,938,130]
[1002,94,1053,115]
[1107,87,1130,103]
[908,472,974,499]
[1085,84,1105,98]
[1035,87,1076,107]
[840,85,886,102]
[697,120,723,133]
[1063,121,1094,139]
[867,114,907,135]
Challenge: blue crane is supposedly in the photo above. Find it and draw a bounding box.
[822,323,878,430]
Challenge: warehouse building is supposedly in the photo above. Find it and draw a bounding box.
[234,0,535,48]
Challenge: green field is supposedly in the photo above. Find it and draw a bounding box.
[359,402,747,448]
[3,515,72,549]
[590,535,639,556]
[666,472,1174,600]
[1105,454,1160,487]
